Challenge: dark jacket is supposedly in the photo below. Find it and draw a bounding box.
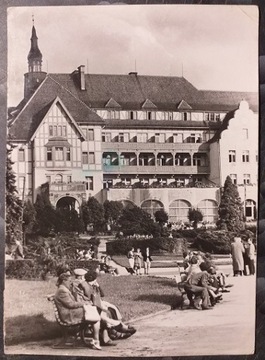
[187,271,210,288]
[142,252,153,262]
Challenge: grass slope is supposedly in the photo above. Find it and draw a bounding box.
[5,274,180,346]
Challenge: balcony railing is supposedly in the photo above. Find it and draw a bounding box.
[50,182,86,192]
[103,164,210,174]
[102,142,209,152]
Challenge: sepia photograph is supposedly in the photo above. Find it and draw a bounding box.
[5,4,259,357]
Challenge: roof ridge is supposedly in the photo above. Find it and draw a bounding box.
[47,74,98,115]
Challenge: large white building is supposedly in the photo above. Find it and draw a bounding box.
[8,25,258,224]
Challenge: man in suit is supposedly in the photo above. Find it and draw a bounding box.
[184,269,213,310]
[54,272,101,350]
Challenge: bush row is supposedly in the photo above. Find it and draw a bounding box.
[106,229,256,256]
[5,259,99,280]
[106,237,187,256]
[192,229,256,254]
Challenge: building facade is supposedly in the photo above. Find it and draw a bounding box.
[8,25,258,223]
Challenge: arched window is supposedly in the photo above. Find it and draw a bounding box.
[197,199,218,223]
[141,200,164,217]
[120,200,135,209]
[169,199,191,222]
[55,174,63,183]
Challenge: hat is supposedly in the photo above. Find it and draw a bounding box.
[73,268,87,276]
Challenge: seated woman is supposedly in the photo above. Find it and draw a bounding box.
[73,271,136,338]
[54,272,102,350]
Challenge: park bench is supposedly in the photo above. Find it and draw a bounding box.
[47,294,94,346]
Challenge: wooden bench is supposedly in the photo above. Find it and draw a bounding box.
[47,294,94,346]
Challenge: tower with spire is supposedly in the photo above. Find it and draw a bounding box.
[24,19,47,99]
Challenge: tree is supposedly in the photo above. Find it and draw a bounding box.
[217,176,245,232]
[117,206,160,237]
[103,200,123,226]
[6,145,23,246]
[81,197,104,233]
[188,208,203,229]
[154,209,168,226]
[34,183,57,236]
[23,199,37,240]
[55,207,84,234]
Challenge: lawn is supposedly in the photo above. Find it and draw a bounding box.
[5,274,181,346]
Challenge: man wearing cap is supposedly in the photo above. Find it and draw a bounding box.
[54,272,102,350]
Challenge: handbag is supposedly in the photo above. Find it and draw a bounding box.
[83,303,100,322]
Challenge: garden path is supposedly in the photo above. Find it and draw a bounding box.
[5,273,256,357]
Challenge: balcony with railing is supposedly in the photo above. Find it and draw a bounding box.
[102,142,209,152]
[102,164,209,174]
[50,182,87,192]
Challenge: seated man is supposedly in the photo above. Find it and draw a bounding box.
[183,269,213,310]
[54,272,102,350]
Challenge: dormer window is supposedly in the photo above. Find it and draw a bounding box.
[129,111,137,120]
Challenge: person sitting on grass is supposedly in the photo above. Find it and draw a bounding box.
[54,272,102,350]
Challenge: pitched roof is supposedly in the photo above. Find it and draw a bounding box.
[9,75,104,141]
[50,72,258,112]
[177,100,192,110]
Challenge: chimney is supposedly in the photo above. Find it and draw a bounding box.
[78,65,86,90]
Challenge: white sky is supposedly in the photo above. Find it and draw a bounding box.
[7,4,258,106]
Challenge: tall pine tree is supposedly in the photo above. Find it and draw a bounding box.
[6,145,23,245]
[217,176,245,232]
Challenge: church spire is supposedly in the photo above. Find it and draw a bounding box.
[27,20,42,72]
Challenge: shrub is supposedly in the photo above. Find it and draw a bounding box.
[5,260,43,280]
[192,231,232,254]
[5,258,99,280]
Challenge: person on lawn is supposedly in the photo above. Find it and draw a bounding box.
[142,247,152,275]
[133,248,143,275]
[127,247,135,274]
[54,272,102,350]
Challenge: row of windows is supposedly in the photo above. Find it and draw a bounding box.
[47,147,71,161]
[48,126,95,141]
[228,150,257,163]
[106,110,222,122]
[230,174,254,185]
[102,132,204,144]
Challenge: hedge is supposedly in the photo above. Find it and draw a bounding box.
[5,259,99,280]
[106,237,187,256]
[192,229,256,254]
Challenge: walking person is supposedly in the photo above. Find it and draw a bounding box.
[242,240,250,276]
[127,247,135,274]
[247,238,255,275]
[134,248,143,275]
[231,237,245,276]
[142,247,152,275]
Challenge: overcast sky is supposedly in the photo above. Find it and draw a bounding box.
[7,4,258,106]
